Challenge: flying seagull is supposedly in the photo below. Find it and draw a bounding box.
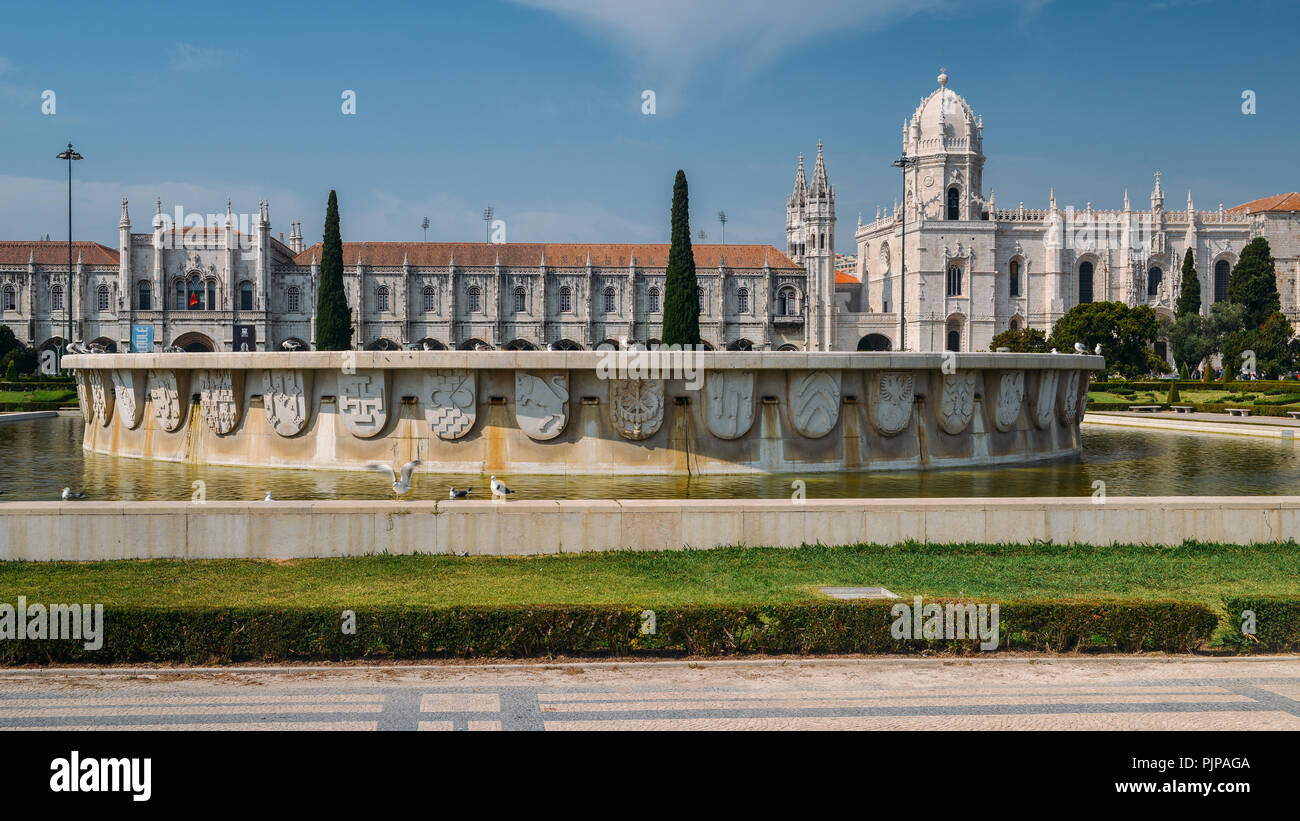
[449,486,472,499]
[367,460,422,497]
[490,475,515,498]
[61,487,85,501]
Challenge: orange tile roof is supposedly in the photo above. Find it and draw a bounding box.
[291,242,800,269]
[835,269,859,284]
[0,241,120,266]
[1227,193,1300,214]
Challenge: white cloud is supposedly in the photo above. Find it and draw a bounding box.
[169,43,229,72]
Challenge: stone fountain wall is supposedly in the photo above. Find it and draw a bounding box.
[63,351,1103,475]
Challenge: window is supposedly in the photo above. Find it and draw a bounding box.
[138,281,151,311]
[1214,259,1230,303]
[648,287,660,313]
[946,264,962,297]
[1078,261,1094,304]
[1147,267,1162,297]
[467,285,481,313]
[97,284,110,312]
[206,281,216,311]
[423,286,436,312]
[1009,260,1021,297]
[376,285,390,313]
[604,286,616,313]
[514,286,526,314]
[947,187,960,221]
[697,287,705,315]
[559,285,572,313]
[184,277,203,310]
[240,282,253,311]
[737,287,749,314]
[2,285,15,312]
[175,281,185,310]
[287,286,301,313]
[1009,317,1021,331]
[52,285,64,311]
[946,317,962,352]
[778,286,797,316]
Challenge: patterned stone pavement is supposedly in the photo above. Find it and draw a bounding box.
[1,657,1298,731]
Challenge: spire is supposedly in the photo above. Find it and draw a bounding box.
[152,197,164,229]
[1049,188,1057,210]
[1187,189,1194,212]
[809,141,830,197]
[1123,189,1130,210]
[1151,171,1164,211]
[119,198,130,228]
[791,152,807,201]
[225,199,233,227]
[937,66,948,87]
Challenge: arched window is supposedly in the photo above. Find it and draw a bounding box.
[467,285,481,313]
[206,280,216,311]
[1078,261,1094,304]
[514,286,526,314]
[1,285,15,312]
[287,286,301,313]
[697,287,705,315]
[1009,259,1021,297]
[422,286,436,312]
[559,285,572,313]
[376,285,390,313]
[778,286,797,316]
[647,286,660,313]
[186,277,202,310]
[137,281,151,311]
[97,284,110,312]
[174,280,185,310]
[946,316,962,352]
[947,187,960,221]
[946,264,962,297]
[1009,317,1022,331]
[52,285,64,311]
[240,282,253,311]
[1214,259,1230,303]
[1147,267,1162,297]
[737,287,750,314]
[603,286,617,313]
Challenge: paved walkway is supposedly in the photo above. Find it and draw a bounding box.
[1085,411,1300,439]
[2,657,1297,730]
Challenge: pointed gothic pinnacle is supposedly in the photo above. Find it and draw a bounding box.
[1049,188,1057,209]
[1123,189,1130,210]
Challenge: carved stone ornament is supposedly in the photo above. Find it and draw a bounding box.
[112,369,147,430]
[608,378,664,440]
[704,369,755,440]
[1032,370,1059,430]
[788,370,841,439]
[869,371,915,436]
[994,370,1024,432]
[197,369,244,435]
[147,369,189,432]
[88,370,114,427]
[263,369,313,437]
[424,369,476,440]
[338,369,390,439]
[515,371,569,440]
[937,370,977,435]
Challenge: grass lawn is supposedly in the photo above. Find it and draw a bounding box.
[0,388,77,403]
[1,541,1296,610]
[1088,388,1300,406]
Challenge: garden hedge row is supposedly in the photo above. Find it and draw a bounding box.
[1091,380,1299,392]
[1085,401,1300,417]
[1221,597,1300,652]
[0,600,1220,664]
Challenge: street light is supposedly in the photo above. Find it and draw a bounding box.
[482,207,494,243]
[717,211,727,244]
[55,143,83,371]
[890,153,917,351]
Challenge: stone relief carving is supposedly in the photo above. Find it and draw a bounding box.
[788,370,841,439]
[197,369,243,435]
[338,370,389,439]
[608,378,664,441]
[111,369,147,430]
[515,371,569,440]
[74,371,92,423]
[88,370,114,427]
[704,369,755,440]
[424,369,477,440]
[263,370,313,437]
[994,370,1025,432]
[1058,370,1082,424]
[1032,370,1059,429]
[869,371,915,436]
[147,369,188,432]
[937,370,977,435]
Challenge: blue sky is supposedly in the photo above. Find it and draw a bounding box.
[1,0,1297,251]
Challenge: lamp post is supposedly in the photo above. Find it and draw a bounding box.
[55,143,83,371]
[890,153,917,351]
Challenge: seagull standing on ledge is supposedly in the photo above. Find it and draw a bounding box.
[367,460,422,498]
[61,487,85,501]
[490,476,515,499]
[1073,342,1087,354]
[449,487,472,499]
[263,491,274,501]
[1094,343,1103,355]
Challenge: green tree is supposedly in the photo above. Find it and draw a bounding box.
[1048,301,1167,378]
[3,359,15,381]
[315,190,353,351]
[1175,247,1200,317]
[661,170,700,346]
[988,326,1051,353]
[1248,311,1300,378]
[1228,236,1281,329]
[0,325,17,360]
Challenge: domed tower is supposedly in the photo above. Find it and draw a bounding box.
[902,68,985,222]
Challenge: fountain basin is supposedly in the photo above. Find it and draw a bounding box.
[62,351,1103,475]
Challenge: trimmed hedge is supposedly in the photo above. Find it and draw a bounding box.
[0,600,1219,665]
[1092,380,1300,393]
[1086,401,1300,417]
[1221,597,1300,652]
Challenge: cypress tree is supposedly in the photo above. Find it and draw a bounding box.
[1228,236,1281,329]
[1175,247,1200,317]
[315,190,353,350]
[661,170,700,346]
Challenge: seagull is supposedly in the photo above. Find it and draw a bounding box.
[1094,343,1102,355]
[281,339,305,351]
[263,491,273,501]
[1073,342,1087,354]
[1050,347,1058,354]
[61,487,85,501]
[164,345,184,353]
[367,460,422,497]
[490,475,515,498]
[449,486,472,499]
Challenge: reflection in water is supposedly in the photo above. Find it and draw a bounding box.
[2,415,1299,502]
